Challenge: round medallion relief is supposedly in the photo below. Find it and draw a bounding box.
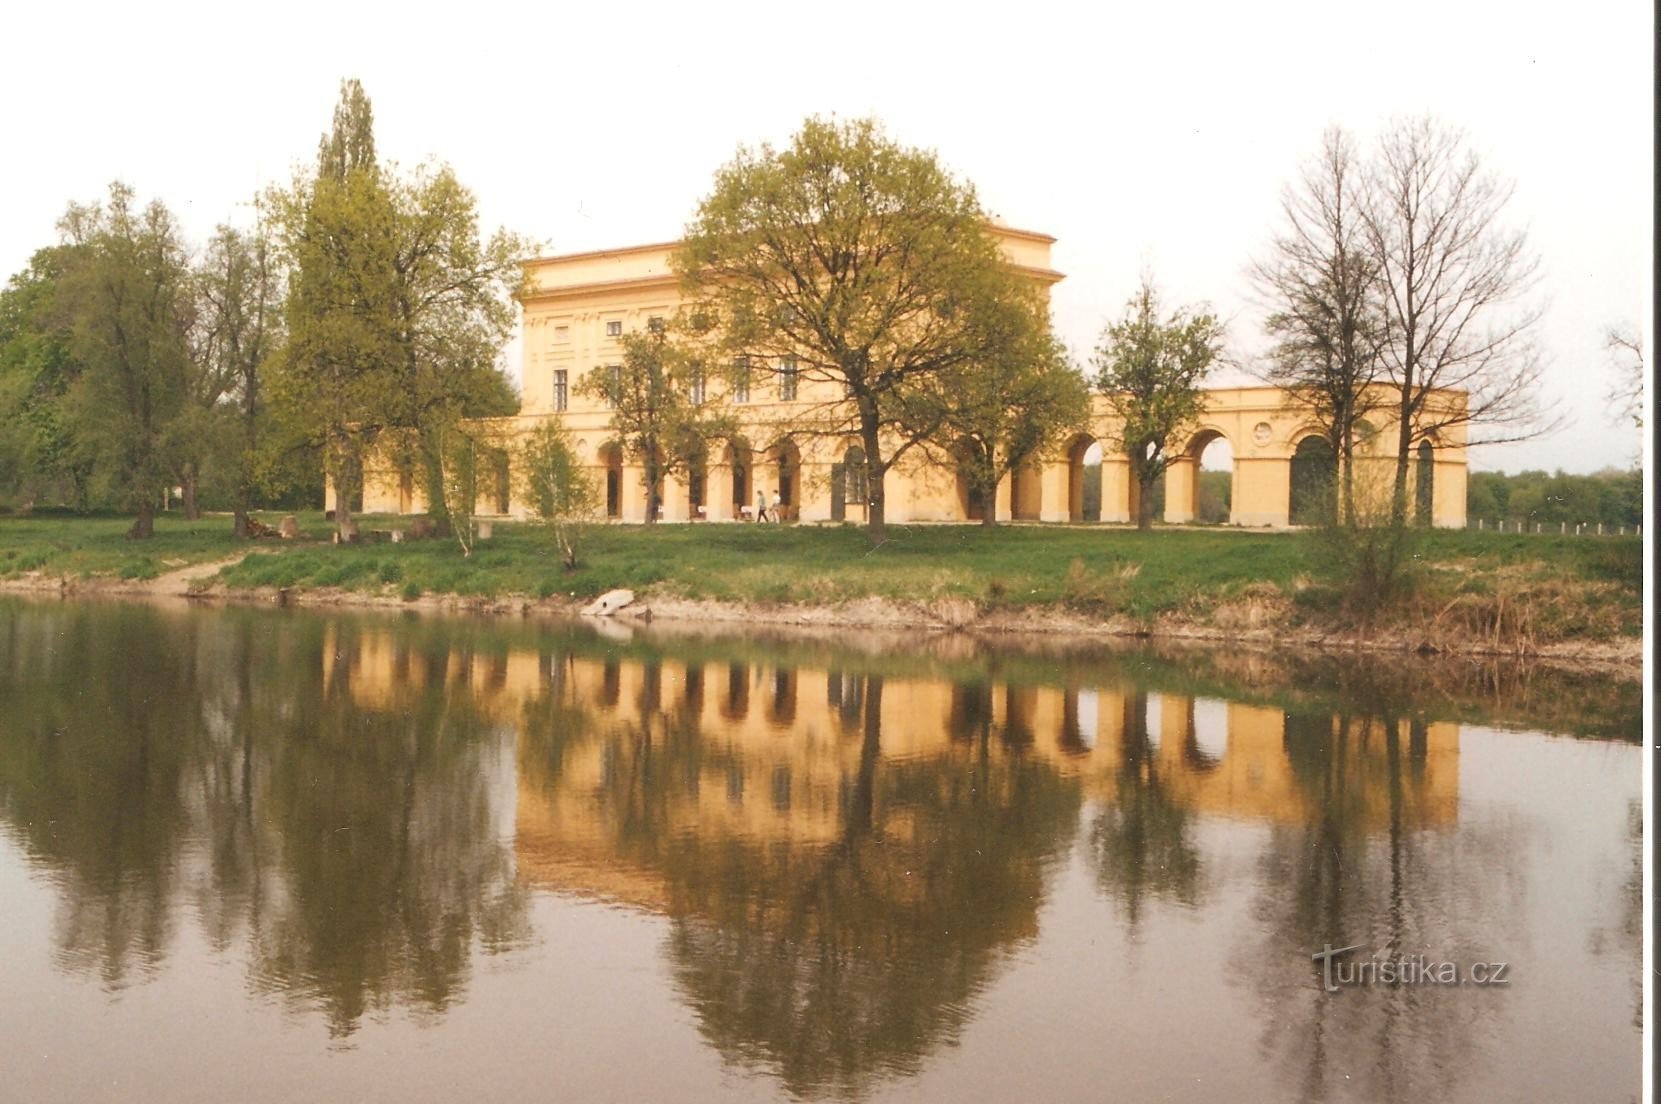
[1252,422,1272,446]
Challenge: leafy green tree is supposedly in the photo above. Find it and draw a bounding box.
[677,116,1029,547]
[576,323,728,524]
[1091,276,1224,530]
[55,183,194,538]
[517,420,598,568]
[270,80,526,543]
[268,79,398,542]
[937,301,1089,526]
[0,248,93,510]
[379,164,526,531]
[193,221,285,537]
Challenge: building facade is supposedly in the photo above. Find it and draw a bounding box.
[340,227,1467,528]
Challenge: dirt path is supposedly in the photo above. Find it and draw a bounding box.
[148,556,248,595]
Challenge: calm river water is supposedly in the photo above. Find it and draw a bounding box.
[0,597,1641,1103]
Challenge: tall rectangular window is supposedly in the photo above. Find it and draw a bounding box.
[778,356,798,401]
[553,369,568,412]
[688,364,705,406]
[733,356,750,403]
[604,364,621,408]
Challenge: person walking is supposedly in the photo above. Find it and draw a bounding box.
[770,489,783,523]
[756,488,769,523]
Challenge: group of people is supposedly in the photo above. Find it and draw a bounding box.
[755,489,785,523]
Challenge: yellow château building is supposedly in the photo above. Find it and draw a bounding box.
[340,225,1467,528]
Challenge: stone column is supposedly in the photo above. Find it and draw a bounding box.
[708,461,734,521]
[1039,460,1070,523]
[994,472,1014,523]
[662,471,689,522]
[1099,457,1132,523]
[1163,457,1196,524]
[621,462,647,523]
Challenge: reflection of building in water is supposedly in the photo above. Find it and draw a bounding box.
[322,628,1458,861]
[325,629,1462,1097]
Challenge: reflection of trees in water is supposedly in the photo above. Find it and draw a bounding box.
[522,671,1081,1101]
[0,604,529,1036]
[0,604,197,988]
[1586,798,1642,1029]
[1236,708,1522,1104]
[1087,691,1203,929]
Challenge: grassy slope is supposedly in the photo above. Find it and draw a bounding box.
[0,512,1641,642]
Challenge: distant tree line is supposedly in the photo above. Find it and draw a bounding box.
[1466,468,1640,529]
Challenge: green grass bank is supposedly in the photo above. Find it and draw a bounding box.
[0,512,1641,659]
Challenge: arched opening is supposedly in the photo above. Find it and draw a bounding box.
[767,668,797,725]
[1289,435,1336,526]
[598,443,623,519]
[1159,429,1232,525]
[766,438,800,521]
[1060,687,1099,754]
[687,446,708,521]
[832,443,867,522]
[1415,440,1434,527]
[490,449,511,515]
[1195,434,1233,524]
[1067,437,1103,522]
[721,438,753,521]
[721,662,749,720]
[948,682,993,741]
[1182,697,1224,772]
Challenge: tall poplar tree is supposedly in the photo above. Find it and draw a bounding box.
[270,79,397,542]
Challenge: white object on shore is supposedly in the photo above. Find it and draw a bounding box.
[581,589,635,617]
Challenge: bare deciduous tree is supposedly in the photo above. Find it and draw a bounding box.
[1361,117,1552,524]
[1250,126,1386,525]
[1603,325,1643,429]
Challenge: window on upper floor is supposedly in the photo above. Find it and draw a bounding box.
[688,364,706,406]
[778,356,798,401]
[606,320,622,337]
[733,356,750,403]
[605,364,621,407]
[553,369,568,412]
[647,316,665,334]
[553,325,570,342]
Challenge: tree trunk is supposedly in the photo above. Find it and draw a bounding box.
[334,436,359,543]
[421,427,453,537]
[181,463,200,521]
[643,452,660,525]
[127,500,155,539]
[234,367,257,540]
[860,415,885,547]
[1136,478,1155,531]
[1391,397,1413,527]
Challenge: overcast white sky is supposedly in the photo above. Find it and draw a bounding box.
[4,0,1651,473]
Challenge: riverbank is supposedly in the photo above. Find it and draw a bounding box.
[0,512,1642,670]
